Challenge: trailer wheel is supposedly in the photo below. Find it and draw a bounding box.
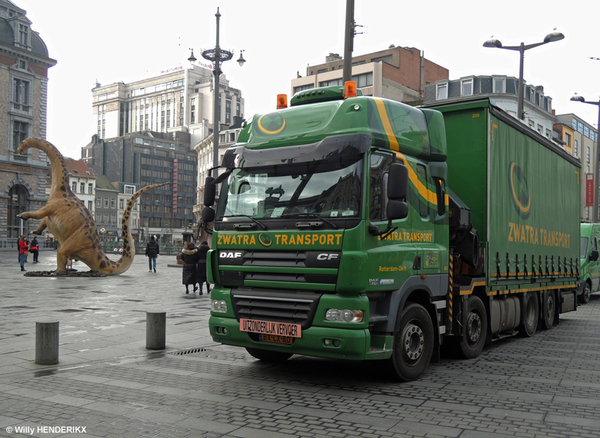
[386,303,434,382]
[579,282,591,304]
[458,295,487,358]
[245,347,292,363]
[519,292,539,337]
[541,290,556,329]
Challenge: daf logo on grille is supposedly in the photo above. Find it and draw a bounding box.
[220,251,243,259]
[317,253,339,261]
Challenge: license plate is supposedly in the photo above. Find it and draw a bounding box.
[260,334,294,345]
[240,318,301,338]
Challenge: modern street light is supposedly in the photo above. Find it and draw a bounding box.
[483,31,564,120]
[571,93,600,222]
[188,8,245,179]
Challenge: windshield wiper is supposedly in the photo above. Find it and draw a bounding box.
[295,213,339,229]
[223,214,268,230]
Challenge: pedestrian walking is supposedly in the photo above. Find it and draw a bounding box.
[196,241,210,295]
[145,236,160,273]
[29,237,39,263]
[18,235,28,271]
[181,242,199,294]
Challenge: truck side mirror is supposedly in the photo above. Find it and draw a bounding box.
[202,207,215,223]
[204,177,216,206]
[387,163,408,220]
[388,163,408,200]
[590,250,599,262]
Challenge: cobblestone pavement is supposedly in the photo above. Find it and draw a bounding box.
[1,250,600,437]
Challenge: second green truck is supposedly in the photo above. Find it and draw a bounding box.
[202,85,581,381]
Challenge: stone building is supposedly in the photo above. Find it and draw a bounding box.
[0,0,56,241]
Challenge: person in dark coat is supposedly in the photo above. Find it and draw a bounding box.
[181,242,199,294]
[29,237,39,263]
[145,236,160,273]
[196,241,210,295]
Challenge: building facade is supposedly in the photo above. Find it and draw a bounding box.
[425,75,556,139]
[83,131,196,243]
[91,64,244,148]
[0,0,56,241]
[555,114,599,221]
[291,46,449,103]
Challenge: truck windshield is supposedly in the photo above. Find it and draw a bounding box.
[216,158,363,221]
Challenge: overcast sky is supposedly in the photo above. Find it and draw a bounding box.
[18,0,600,159]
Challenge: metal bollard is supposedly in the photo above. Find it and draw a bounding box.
[146,312,166,350]
[35,321,59,365]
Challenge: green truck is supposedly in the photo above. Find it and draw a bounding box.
[579,222,600,304]
[202,84,580,381]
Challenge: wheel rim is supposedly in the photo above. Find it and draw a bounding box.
[402,321,424,364]
[467,312,482,344]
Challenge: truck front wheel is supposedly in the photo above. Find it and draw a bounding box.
[579,282,591,304]
[245,347,293,363]
[386,303,434,382]
[458,295,487,358]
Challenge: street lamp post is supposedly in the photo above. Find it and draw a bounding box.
[188,8,245,179]
[571,94,600,222]
[484,31,564,120]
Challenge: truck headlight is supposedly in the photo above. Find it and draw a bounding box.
[325,309,364,323]
[211,300,227,313]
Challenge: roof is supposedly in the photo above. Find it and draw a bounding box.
[64,158,95,177]
[95,175,118,191]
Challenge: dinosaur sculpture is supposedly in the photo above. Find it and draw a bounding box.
[17,138,168,275]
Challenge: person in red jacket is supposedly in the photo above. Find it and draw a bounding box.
[18,235,28,271]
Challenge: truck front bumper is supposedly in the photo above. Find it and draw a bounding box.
[210,316,390,361]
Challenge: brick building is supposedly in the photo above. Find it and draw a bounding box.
[0,0,56,241]
[291,46,449,103]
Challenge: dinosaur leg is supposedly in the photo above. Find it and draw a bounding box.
[32,218,47,235]
[55,245,70,274]
[18,204,54,221]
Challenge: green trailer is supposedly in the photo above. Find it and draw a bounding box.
[202,86,580,381]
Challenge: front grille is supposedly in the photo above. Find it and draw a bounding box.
[219,250,340,287]
[231,288,321,329]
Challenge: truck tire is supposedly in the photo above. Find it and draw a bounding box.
[519,292,539,337]
[541,290,556,329]
[458,295,487,358]
[386,303,434,382]
[245,347,293,362]
[579,282,591,304]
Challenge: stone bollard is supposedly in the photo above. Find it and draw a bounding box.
[146,312,166,350]
[35,321,59,365]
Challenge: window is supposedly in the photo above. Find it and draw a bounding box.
[124,185,135,195]
[119,199,124,209]
[18,24,28,46]
[88,183,94,194]
[12,121,28,152]
[104,198,109,208]
[369,152,395,221]
[80,182,85,193]
[461,78,473,96]
[415,165,429,218]
[493,77,506,93]
[87,201,93,211]
[7,185,27,238]
[565,133,571,147]
[587,147,591,163]
[436,83,448,100]
[13,78,30,107]
[72,182,77,193]
[96,197,101,208]
[574,139,579,157]
[111,198,116,208]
